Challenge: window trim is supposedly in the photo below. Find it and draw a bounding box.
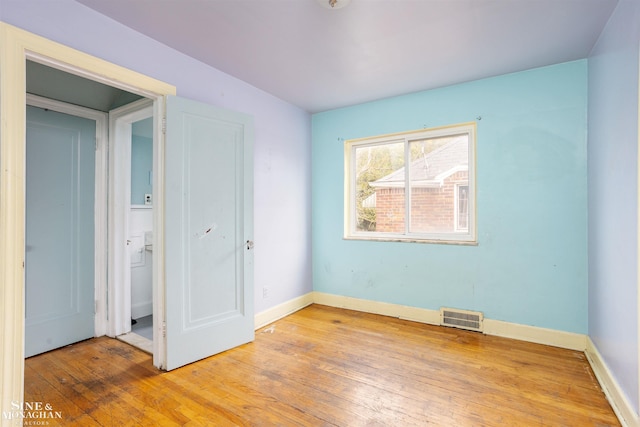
[344,122,477,244]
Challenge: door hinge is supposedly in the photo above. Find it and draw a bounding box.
[162,321,166,338]
[162,117,166,135]
[95,138,98,151]
[94,301,98,314]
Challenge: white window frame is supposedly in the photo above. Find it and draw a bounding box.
[344,122,477,244]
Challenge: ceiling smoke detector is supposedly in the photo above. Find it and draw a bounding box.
[317,0,351,10]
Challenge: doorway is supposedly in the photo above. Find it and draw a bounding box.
[24,61,150,356]
[2,24,255,411]
[108,100,155,354]
[0,23,176,408]
[130,115,154,345]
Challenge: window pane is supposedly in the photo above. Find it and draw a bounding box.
[408,134,469,233]
[355,142,404,232]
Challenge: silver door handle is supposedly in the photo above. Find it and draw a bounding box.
[246,240,254,250]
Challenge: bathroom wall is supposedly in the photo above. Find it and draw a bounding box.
[130,207,153,319]
[131,117,153,206]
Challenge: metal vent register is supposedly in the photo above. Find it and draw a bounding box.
[440,307,484,332]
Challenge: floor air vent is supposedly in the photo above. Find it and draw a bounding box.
[440,307,484,332]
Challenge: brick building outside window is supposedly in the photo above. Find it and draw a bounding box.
[369,135,469,234]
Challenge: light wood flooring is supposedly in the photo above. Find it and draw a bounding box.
[24,304,620,426]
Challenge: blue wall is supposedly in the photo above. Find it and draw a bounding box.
[588,0,640,415]
[130,134,152,205]
[0,0,313,315]
[313,60,588,333]
[131,119,153,205]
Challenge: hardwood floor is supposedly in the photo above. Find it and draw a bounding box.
[24,304,619,426]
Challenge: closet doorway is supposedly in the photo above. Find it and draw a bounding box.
[25,60,155,354]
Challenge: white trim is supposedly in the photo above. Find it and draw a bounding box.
[483,318,585,351]
[254,293,315,330]
[312,292,586,350]
[131,301,153,320]
[586,337,638,427]
[260,292,589,353]
[25,94,109,338]
[637,41,640,423]
[313,292,441,325]
[151,98,167,369]
[0,23,28,418]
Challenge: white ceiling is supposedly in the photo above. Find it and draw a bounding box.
[76,0,617,113]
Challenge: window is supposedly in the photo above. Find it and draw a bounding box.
[344,122,476,244]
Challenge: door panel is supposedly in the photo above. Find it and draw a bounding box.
[25,106,96,357]
[165,95,254,370]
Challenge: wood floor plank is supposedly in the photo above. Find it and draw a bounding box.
[24,304,620,426]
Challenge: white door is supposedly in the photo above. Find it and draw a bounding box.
[164,95,254,370]
[25,105,96,357]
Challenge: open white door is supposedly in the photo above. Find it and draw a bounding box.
[164,95,254,370]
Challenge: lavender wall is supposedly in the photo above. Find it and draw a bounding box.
[0,0,313,314]
[588,0,640,415]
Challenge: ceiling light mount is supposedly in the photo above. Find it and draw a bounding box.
[317,0,351,10]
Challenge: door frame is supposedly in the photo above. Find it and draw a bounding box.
[108,99,154,338]
[25,93,109,338]
[0,22,176,416]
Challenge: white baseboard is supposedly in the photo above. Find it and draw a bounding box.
[254,293,314,330]
[312,292,441,325]
[313,291,586,351]
[585,337,638,427]
[131,301,152,320]
[483,319,586,351]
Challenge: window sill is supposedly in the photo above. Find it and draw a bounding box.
[343,235,478,246]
